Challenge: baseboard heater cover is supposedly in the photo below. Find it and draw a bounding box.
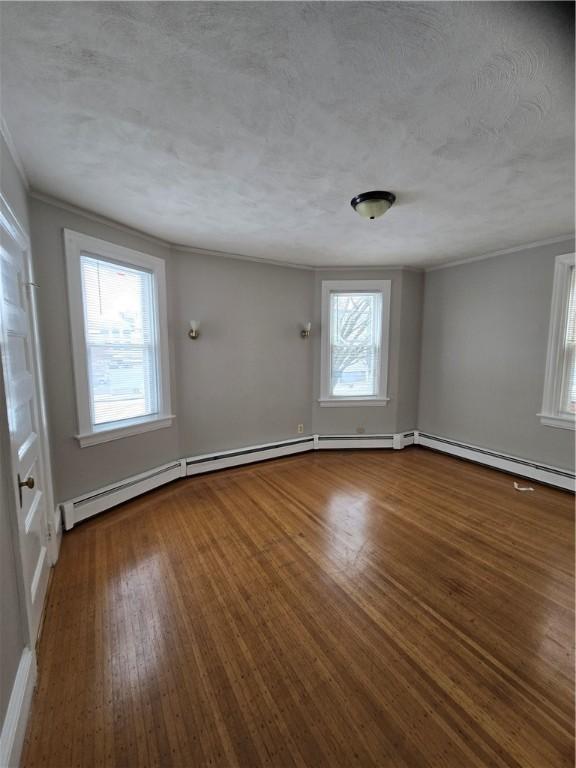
[316,432,414,450]
[60,429,571,529]
[414,431,575,492]
[186,436,314,475]
[61,459,187,530]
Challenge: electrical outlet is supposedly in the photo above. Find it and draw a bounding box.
[356,427,365,434]
[297,424,304,434]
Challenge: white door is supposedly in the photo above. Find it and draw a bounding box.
[0,195,51,643]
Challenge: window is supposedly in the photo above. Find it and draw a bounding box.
[540,253,576,430]
[65,230,173,446]
[320,280,391,405]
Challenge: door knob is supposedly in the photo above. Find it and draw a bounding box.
[17,474,35,506]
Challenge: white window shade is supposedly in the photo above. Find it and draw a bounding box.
[80,255,159,427]
[330,292,382,397]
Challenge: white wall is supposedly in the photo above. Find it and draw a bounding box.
[418,240,576,471]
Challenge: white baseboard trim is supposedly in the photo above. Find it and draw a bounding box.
[186,436,314,476]
[61,459,187,530]
[0,648,37,768]
[414,431,575,491]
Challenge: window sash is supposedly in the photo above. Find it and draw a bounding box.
[329,292,382,398]
[320,280,391,404]
[559,266,576,416]
[540,254,576,428]
[80,253,161,429]
[85,342,159,427]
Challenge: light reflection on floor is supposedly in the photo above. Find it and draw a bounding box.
[326,491,372,575]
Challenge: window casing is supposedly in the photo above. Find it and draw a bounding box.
[320,280,391,406]
[65,230,173,446]
[540,253,576,430]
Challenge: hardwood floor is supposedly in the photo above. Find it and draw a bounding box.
[22,448,574,767]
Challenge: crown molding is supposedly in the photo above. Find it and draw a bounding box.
[171,243,315,271]
[0,117,29,190]
[425,234,576,272]
[314,264,422,273]
[27,190,573,275]
[29,190,418,272]
[29,190,172,248]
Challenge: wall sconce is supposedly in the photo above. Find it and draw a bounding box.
[188,321,200,340]
[301,322,312,338]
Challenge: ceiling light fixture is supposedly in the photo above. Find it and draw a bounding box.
[350,191,396,220]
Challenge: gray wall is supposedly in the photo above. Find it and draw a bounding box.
[30,197,180,501]
[311,268,423,436]
[172,250,314,456]
[0,134,27,728]
[27,192,575,508]
[30,197,315,500]
[396,270,424,433]
[418,240,576,471]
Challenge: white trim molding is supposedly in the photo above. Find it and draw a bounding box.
[0,648,37,768]
[539,252,576,430]
[318,397,390,407]
[426,235,576,272]
[64,229,174,447]
[414,431,575,492]
[76,414,175,448]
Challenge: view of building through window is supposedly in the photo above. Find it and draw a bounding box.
[80,255,159,426]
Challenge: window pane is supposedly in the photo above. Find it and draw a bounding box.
[80,255,158,426]
[330,292,382,397]
[560,266,576,415]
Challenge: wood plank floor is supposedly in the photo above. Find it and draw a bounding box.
[22,448,574,767]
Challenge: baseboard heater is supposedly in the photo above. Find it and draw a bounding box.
[316,432,415,450]
[415,431,575,492]
[61,460,187,530]
[186,436,314,476]
[60,429,572,530]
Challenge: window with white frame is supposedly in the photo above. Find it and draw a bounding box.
[65,230,173,446]
[540,253,576,430]
[320,280,391,405]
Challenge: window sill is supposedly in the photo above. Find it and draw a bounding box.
[318,398,390,408]
[76,415,176,447]
[538,413,576,431]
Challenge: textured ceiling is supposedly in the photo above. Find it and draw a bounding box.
[1,1,574,267]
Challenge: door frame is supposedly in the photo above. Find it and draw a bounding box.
[0,193,58,640]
